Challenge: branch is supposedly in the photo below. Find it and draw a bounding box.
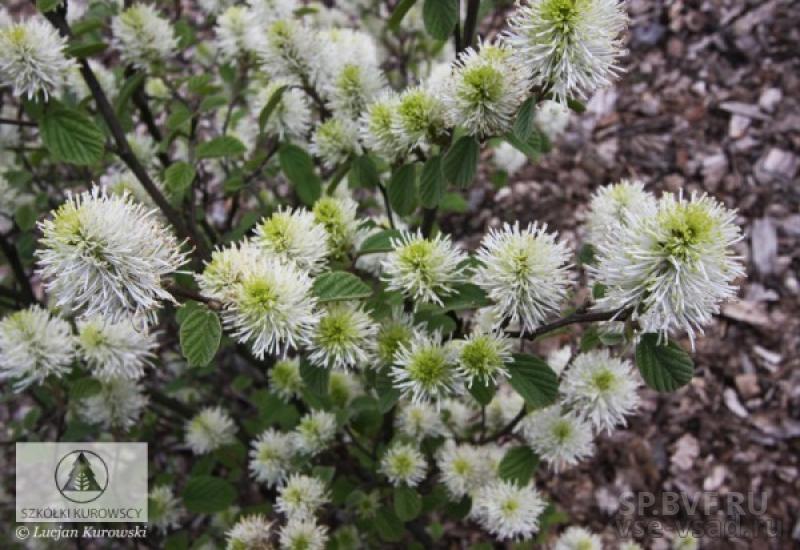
[0,233,36,305]
[462,0,481,52]
[478,407,525,444]
[0,117,36,127]
[507,307,632,340]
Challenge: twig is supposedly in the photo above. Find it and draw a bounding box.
[0,233,36,305]
[507,307,632,340]
[462,0,481,52]
[0,117,36,127]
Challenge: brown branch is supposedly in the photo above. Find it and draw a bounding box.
[0,117,36,127]
[507,307,632,340]
[462,0,481,52]
[0,233,36,305]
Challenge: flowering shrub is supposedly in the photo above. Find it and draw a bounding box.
[0,0,741,547]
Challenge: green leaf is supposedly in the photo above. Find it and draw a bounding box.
[166,103,193,132]
[512,96,537,141]
[388,0,419,31]
[498,446,539,486]
[422,0,459,40]
[258,85,287,133]
[196,136,247,159]
[312,271,372,302]
[419,154,444,208]
[443,136,479,188]
[507,353,559,408]
[349,155,381,190]
[279,144,321,206]
[199,95,228,112]
[37,0,60,13]
[164,161,195,203]
[179,306,222,368]
[503,130,545,162]
[65,41,108,59]
[577,243,596,265]
[394,485,422,522]
[114,73,146,119]
[69,377,102,400]
[579,325,601,352]
[181,476,237,514]
[440,283,491,311]
[14,204,37,232]
[388,163,418,216]
[358,229,402,255]
[300,361,330,398]
[468,378,496,406]
[567,98,586,113]
[635,334,694,392]
[39,104,104,166]
[375,369,401,413]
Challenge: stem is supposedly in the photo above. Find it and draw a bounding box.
[462,0,481,52]
[377,183,396,229]
[0,233,36,305]
[507,307,632,340]
[148,388,195,419]
[0,117,36,127]
[420,207,437,237]
[479,407,525,444]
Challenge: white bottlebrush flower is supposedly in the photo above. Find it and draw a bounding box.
[215,6,251,60]
[254,18,317,83]
[309,118,362,169]
[441,397,479,437]
[252,80,312,141]
[380,442,427,487]
[80,375,148,430]
[148,485,184,533]
[592,192,744,345]
[586,179,657,247]
[506,0,628,103]
[672,532,699,550]
[76,317,156,380]
[391,331,462,406]
[474,222,572,333]
[126,129,159,170]
[293,410,337,456]
[375,310,415,366]
[247,0,299,27]
[67,59,116,101]
[453,332,513,387]
[493,141,528,176]
[222,256,317,359]
[37,187,188,325]
[279,517,328,550]
[533,99,571,140]
[561,349,640,433]
[100,166,157,207]
[226,514,273,550]
[328,370,364,407]
[275,474,329,519]
[621,542,644,550]
[382,231,467,306]
[324,62,385,120]
[249,428,295,488]
[516,405,594,472]
[394,400,446,439]
[254,207,329,274]
[471,480,546,541]
[485,387,525,430]
[360,92,405,160]
[269,357,303,402]
[307,302,377,370]
[437,440,491,498]
[553,526,603,550]
[185,407,237,455]
[443,42,531,137]
[0,18,73,100]
[546,345,573,375]
[0,306,75,391]
[199,0,236,15]
[391,87,448,151]
[196,240,262,303]
[312,195,360,259]
[111,4,177,70]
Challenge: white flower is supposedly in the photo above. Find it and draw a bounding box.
[391,331,462,406]
[293,410,337,456]
[67,59,116,101]
[252,80,312,141]
[0,306,75,391]
[269,357,303,402]
[672,532,699,550]
[382,231,467,306]
[199,0,236,15]
[215,6,251,60]
[380,442,427,487]
[493,142,528,176]
[80,376,148,430]
[441,397,479,437]
[474,222,572,333]
[0,17,73,99]
[312,195,361,259]
[185,407,237,455]
[546,345,572,375]
[323,61,385,120]
[309,118,362,169]
[443,42,531,137]
[100,167,157,207]
[516,405,594,471]
[0,173,22,218]
[226,514,273,550]
[391,86,448,151]
[111,4,177,70]
[453,332,513,387]
[254,18,317,83]
[222,256,317,359]
[275,474,329,519]
[37,187,188,325]
[76,317,156,380]
[586,179,657,247]
[533,99,571,140]
[307,302,377,370]
[394,401,446,439]
[197,240,262,303]
[621,542,644,550]
[279,517,328,550]
[247,0,298,27]
[149,485,184,533]
[375,309,415,366]
[592,192,744,345]
[328,370,364,407]
[485,387,525,430]
[437,440,492,498]
[360,92,405,160]
[561,349,640,433]
[471,480,546,541]
[126,129,160,170]
[506,0,628,103]
[553,526,603,550]
[254,207,329,274]
[249,428,295,488]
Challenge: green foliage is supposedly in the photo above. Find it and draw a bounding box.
[394,485,422,521]
[181,476,237,513]
[388,0,419,30]
[279,144,322,206]
[196,136,247,159]
[179,304,222,368]
[507,353,559,408]
[312,271,373,302]
[258,85,287,134]
[358,229,402,255]
[388,163,419,216]
[39,103,105,166]
[423,0,460,40]
[419,154,445,208]
[443,136,480,188]
[635,333,694,392]
[498,446,540,486]
[164,161,196,203]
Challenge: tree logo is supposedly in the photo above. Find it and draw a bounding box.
[54,450,109,503]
